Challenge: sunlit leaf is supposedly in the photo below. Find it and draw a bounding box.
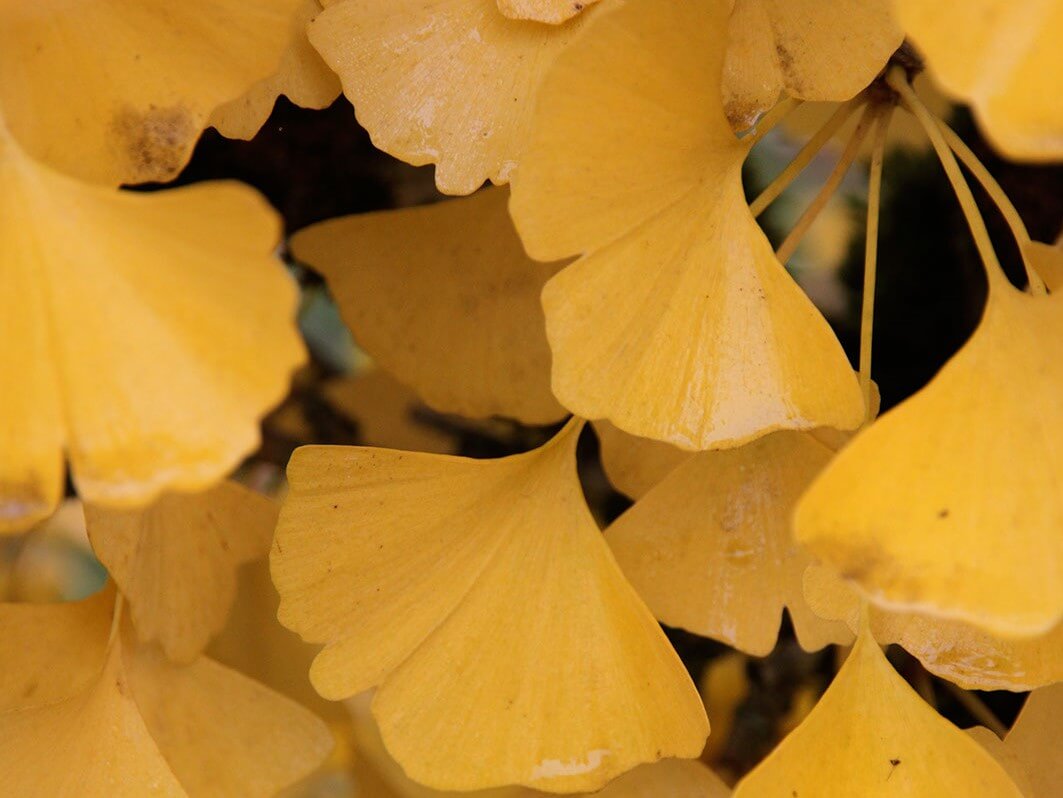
[272,420,708,792]
[307,0,599,194]
[732,622,1024,797]
[210,0,342,141]
[804,563,1063,691]
[510,0,864,450]
[607,431,852,656]
[796,285,1063,637]
[0,128,304,532]
[0,0,303,185]
[897,0,1063,160]
[722,0,902,130]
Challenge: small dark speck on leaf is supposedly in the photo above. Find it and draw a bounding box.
[937,508,949,519]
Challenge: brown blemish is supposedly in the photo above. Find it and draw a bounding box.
[937,508,949,519]
[111,103,196,183]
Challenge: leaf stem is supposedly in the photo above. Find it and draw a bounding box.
[744,96,803,148]
[887,70,1010,292]
[943,681,1008,738]
[936,121,1047,295]
[750,98,866,218]
[859,106,893,415]
[775,104,877,265]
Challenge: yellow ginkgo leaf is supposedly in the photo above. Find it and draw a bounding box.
[731,622,1024,797]
[209,558,342,722]
[85,481,278,663]
[0,585,113,711]
[509,0,864,451]
[210,0,342,141]
[0,0,302,185]
[722,0,903,130]
[306,0,598,195]
[496,0,600,25]
[0,127,304,532]
[593,421,691,500]
[0,596,333,797]
[1025,240,1063,292]
[346,691,730,798]
[128,642,334,797]
[804,564,1063,692]
[896,0,1063,161]
[323,371,459,454]
[606,431,853,656]
[292,189,566,424]
[795,284,1063,637]
[993,684,1063,798]
[272,419,708,793]
[0,641,186,797]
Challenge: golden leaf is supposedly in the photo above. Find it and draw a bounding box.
[0,127,304,532]
[496,0,600,25]
[292,189,566,424]
[509,0,864,450]
[795,285,1063,637]
[272,420,708,792]
[592,421,691,500]
[210,0,342,141]
[0,0,303,185]
[346,691,730,798]
[606,431,852,656]
[0,585,114,712]
[804,564,1063,692]
[732,622,1024,797]
[897,0,1063,161]
[85,482,278,663]
[722,0,903,130]
[0,594,332,796]
[307,0,599,195]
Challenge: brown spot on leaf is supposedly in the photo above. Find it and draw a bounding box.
[111,103,196,183]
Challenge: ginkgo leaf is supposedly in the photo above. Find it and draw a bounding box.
[1025,240,1062,292]
[346,691,730,798]
[85,481,278,663]
[209,559,344,722]
[722,0,903,130]
[606,431,852,656]
[323,371,459,454]
[272,419,708,793]
[496,0,600,25]
[306,0,598,194]
[0,585,114,711]
[509,0,864,451]
[128,642,334,797]
[0,595,333,797]
[0,127,304,532]
[804,564,1063,692]
[210,0,341,141]
[795,283,1063,637]
[731,622,1024,797]
[0,641,187,797]
[593,421,691,500]
[991,683,1063,798]
[896,0,1063,161]
[291,189,566,424]
[0,0,303,185]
